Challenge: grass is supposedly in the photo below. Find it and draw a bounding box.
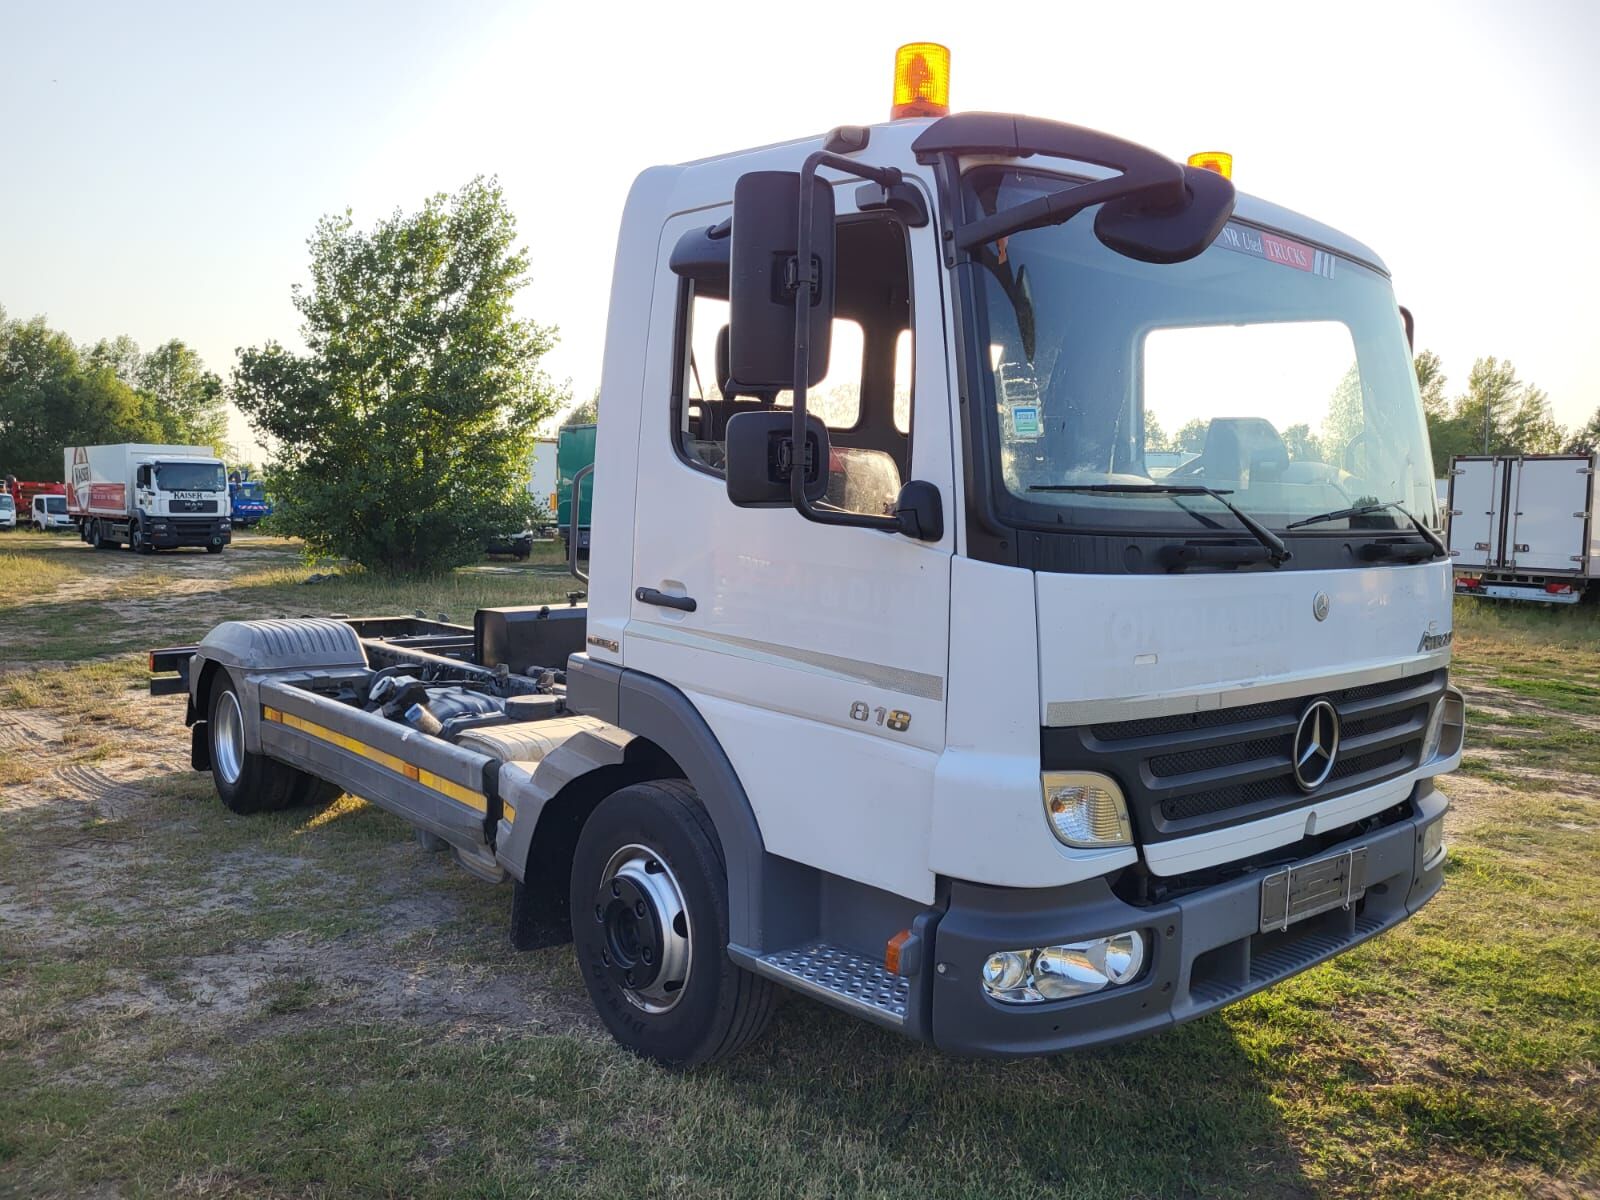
[0,530,578,665]
[1,538,1597,1198]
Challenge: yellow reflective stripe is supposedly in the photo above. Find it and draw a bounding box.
[263,706,487,812]
[501,799,517,821]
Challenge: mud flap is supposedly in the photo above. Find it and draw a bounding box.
[190,721,211,772]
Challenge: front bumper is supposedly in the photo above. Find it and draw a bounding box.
[147,518,231,548]
[928,781,1448,1056]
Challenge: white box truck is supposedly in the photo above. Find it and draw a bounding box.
[1448,453,1598,603]
[148,46,1463,1067]
[66,443,232,553]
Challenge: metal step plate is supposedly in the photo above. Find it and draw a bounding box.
[756,943,909,1027]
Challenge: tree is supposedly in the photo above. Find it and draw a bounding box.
[562,387,599,428]
[1416,352,1565,475]
[1174,418,1208,453]
[233,177,563,575]
[1320,364,1368,470]
[137,339,230,453]
[1143,409,1172,452]
[1281,422,1322,462]
[1565,407,1600,455]
[0,314,161,478]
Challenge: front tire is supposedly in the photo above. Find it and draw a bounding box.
[208,675,337,814]
[570,780,776,1067]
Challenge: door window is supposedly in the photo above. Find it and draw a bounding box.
[672,216,913,518]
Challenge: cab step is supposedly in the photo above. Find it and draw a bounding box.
[750,942,910,1028]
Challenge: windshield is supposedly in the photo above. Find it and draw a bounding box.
[965,168,1436,537]
[44,496,66,513]
[155,462,225,492]
[235,482,265,500]
[0,496,12,510]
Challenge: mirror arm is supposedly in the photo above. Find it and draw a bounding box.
[955,168,1182,251]
[787,150,906,534]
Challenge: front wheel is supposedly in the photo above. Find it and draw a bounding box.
[208,675,338,814]
[206,543,224,554]
[569,780,776,1067]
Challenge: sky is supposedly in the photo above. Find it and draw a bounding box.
[3,0,1597,459]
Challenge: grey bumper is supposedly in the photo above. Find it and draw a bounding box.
[928,782,1448,1057]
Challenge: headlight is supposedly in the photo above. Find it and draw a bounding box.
[981,931,1148,1004]
[1042,771,1132,847]
[1421,699,1445,762]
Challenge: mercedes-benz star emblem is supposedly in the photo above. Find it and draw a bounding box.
[1312,592,1331,621]
[1292,699,1341,792]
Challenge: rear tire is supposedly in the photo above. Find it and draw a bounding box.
[208,675,335,815]
[206,543,223,554]
[569,780,776,1067]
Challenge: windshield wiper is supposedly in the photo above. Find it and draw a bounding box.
[1028,483,1291,565]
[1285,501,1446,557]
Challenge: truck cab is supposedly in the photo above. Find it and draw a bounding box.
[228,477,273,528]
[0,492,14,530]
[32,492,72,532]
[155,51,1463,1067]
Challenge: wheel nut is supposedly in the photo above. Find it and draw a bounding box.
[611,882,621,897]
[642,947,653,963]
[595,905,604,921]
[625,970,635,986]
[634,901,646,918]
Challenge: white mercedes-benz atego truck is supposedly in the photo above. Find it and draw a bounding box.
[151,48,1463,1067]
[67,443,232,553]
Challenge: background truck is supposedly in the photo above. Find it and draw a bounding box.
[150,47,1463,1069]
[228,472,274,528]
[6,477,66,527]
[66,443,232,553]
[555,422,595,558]
[31,490,73,532]
[1447,452,1598,603]
[0,490,15,530]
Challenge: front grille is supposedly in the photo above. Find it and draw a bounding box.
[172,517,220,535]
[171,499,218,513]
[1042,669,1444,842]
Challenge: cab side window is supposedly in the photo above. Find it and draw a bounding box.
[672,216,913,517]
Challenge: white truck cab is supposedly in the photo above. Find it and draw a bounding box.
[32,492,73,532]
[153,49,1463,1067]
[0,492,15,530]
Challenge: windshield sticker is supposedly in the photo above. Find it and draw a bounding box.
[1215,224,1336,278]
[1009,405,1041,439]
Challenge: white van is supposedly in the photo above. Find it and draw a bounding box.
[32,493,74,532]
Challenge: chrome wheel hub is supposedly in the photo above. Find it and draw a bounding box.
[594,843,691,1013]
[213,691,245,786]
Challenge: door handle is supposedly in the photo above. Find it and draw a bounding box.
[635,587,697,613]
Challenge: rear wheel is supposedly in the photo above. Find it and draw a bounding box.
[206,543,224,554]
[570,780,776,1067]
[208,675,336,814]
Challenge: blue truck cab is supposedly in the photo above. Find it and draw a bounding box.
[228,476,272,528]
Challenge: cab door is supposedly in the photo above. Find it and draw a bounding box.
[625,186,955,904]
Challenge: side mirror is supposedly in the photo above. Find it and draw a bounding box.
[1399,305,1415,352]
[729,171,835,391]
[1093,164,1235,265]
[725,410,830,508]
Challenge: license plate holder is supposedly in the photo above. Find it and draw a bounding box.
[1259,846,1369,933]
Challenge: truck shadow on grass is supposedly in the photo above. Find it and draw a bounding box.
[713,994,1310,1197]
